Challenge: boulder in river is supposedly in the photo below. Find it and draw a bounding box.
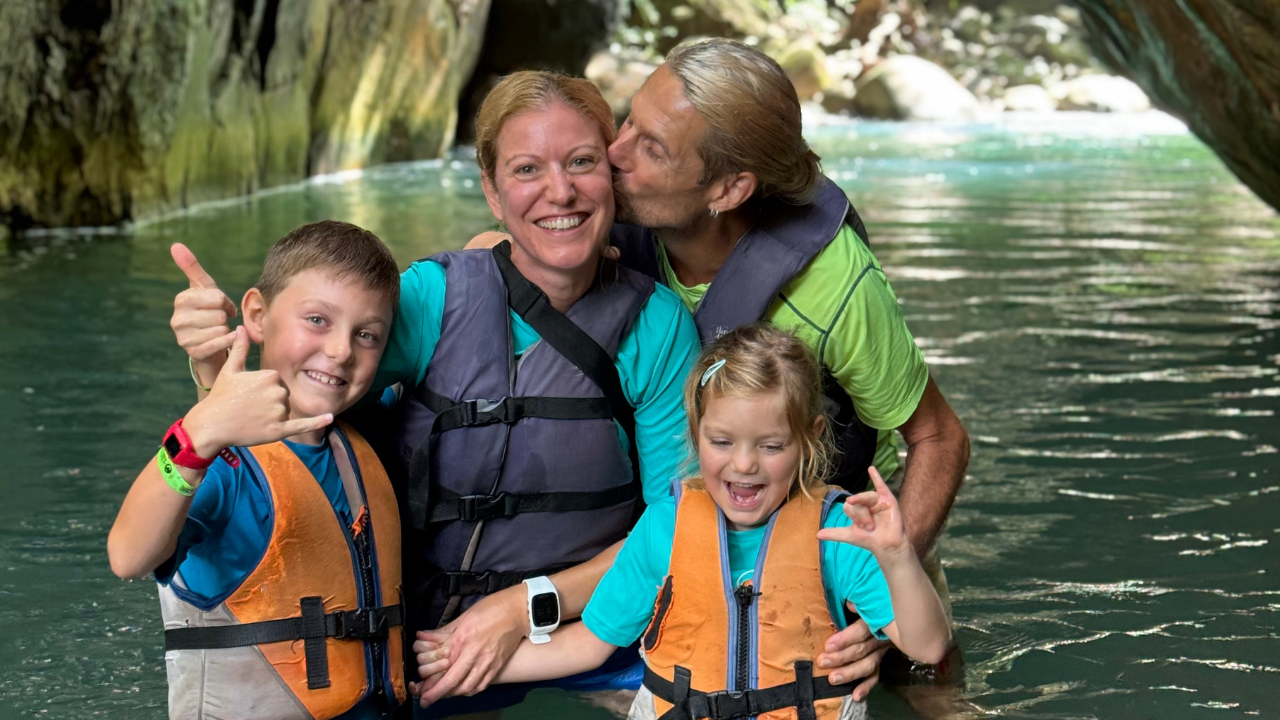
[854,55,981,121]
[0,0,488,231]
[1002,84,1058,112]
[1052,74,1150,113]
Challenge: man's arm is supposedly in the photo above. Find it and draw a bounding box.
[895,376,969,558]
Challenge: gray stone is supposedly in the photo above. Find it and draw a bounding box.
[1002,83,1057,112]
[854,55,980,121]
[1053,74,1150,112]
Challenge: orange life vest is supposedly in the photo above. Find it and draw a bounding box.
[640,481,849,720]
[159,423,407,720]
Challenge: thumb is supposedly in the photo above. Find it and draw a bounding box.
[171,243,219,289]
[277,413,334,438]
[221,326,250,376]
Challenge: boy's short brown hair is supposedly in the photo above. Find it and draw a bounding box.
[256,221,400,308]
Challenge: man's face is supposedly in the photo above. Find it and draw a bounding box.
[608,65,714,231]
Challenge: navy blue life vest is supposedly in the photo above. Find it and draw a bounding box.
[392,245,654,630]
[611,176,878,491]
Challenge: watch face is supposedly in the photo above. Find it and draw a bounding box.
[530,592,559,628]
[164,435,183,460]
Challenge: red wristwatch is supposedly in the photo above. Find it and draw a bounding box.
[162,419,217,470]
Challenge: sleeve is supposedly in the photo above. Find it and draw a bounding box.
[369,260,448,396]
[820,507,895,639]
[582,498,677,647]
[614,284,701,503]
[152,459,239,586]
[821,234,929,430]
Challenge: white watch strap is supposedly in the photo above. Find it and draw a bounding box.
[523,575,556,596]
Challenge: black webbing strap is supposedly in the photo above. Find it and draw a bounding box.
[164,601,404,652]
[492,243,643,506]
[301,596,329,690]
[644,663,846,720]
[431,562,576,597]
[418,388,614,433]
[426,483,639,523]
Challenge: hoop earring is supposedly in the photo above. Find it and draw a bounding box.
[709,208,719,219]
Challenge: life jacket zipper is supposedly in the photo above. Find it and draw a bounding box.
[733,583,756,692]
[351,516,387,702]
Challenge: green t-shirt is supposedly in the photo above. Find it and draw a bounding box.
[581,493,895,648]
[655,227,929,478]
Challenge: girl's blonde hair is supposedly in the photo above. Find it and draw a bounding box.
[684,324,834,496]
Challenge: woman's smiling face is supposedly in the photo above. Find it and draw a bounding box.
[482,101,615,277]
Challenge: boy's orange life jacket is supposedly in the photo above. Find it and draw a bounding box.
[158,423,407,720]
[640,481,851,720]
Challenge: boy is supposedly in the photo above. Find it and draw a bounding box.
[108,221,406,720]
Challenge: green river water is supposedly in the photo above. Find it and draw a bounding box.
[2,112,1277,719]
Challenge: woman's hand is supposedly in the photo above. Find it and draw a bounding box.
[818,607,890,701]
[817,467,910,560]
[411,588,527,706]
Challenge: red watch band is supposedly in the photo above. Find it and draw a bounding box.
[162,419,216,470]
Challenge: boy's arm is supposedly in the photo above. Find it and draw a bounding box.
[108,328,332,579]
[107,457,206,579]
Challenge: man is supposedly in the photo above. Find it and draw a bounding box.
[473,38,970,699]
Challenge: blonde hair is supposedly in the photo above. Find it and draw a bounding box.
[474,71,617,182]
[683,324,833,497]
[665,39,822,204]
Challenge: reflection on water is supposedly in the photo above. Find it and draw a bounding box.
[2,112,1277,719]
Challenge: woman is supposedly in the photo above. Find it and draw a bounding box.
[172,72,700,717]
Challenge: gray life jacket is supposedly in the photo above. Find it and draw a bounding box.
[392,243,654,630]
[611,176,879,490]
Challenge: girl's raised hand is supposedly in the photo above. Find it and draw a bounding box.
[816,467,910,559]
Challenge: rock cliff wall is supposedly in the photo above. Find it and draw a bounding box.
[1075,1,1280,211]
[0,0,488,231]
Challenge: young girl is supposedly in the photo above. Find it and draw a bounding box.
[414,325,950,719]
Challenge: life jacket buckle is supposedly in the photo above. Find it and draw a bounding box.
[692,689,753,720]
[458,492,513,522]
[334,608,389,641]
[457,398,513,427]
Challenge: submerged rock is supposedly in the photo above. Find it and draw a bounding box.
[1053,74,1150,113]
[1002,83,1057,112]
[854,56,981,121]
[1074,0,1280,211]
[0,0,488,231]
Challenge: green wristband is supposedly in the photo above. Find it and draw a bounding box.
[157,446,198,497]
[189,356,212,393]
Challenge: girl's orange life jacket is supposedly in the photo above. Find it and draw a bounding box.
[640,481,851,720]
[159,423,407,720]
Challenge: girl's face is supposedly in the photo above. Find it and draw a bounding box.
[698,390,802,531]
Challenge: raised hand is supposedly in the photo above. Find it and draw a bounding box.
[170,243,238,380]
[182,327,333,457]
[816,467,909,559]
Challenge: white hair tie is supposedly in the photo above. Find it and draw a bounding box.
[700,359,727,387]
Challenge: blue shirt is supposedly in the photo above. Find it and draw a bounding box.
[582,493,896,648]
[155,437,353,608]
[372,258,701,503]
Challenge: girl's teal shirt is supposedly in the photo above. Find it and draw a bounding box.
[582,495,896,648]
[371,258,702,503]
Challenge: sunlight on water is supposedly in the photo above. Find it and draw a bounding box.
[2,112,1277,719]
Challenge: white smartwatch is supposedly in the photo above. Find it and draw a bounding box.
[522,576,560,644]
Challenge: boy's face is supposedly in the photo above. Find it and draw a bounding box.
[243,269,393,422]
